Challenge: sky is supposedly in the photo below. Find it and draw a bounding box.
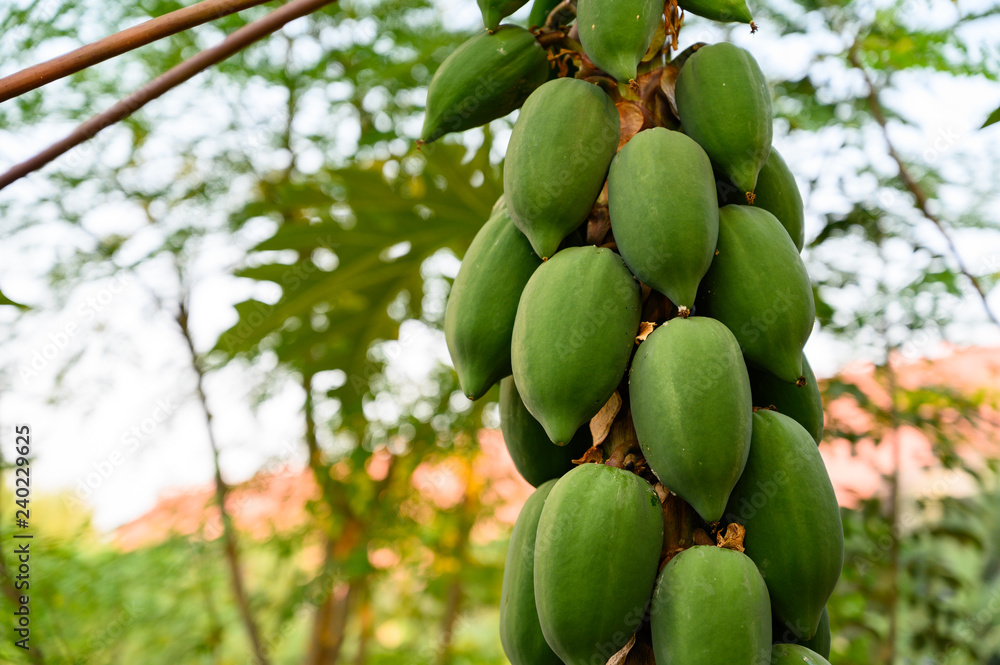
[0,0,999,532]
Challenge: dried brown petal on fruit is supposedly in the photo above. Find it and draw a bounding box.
[635,321,656,343]
[590,390,622,446]
[717,522,746,552]
[606,634,636,665]
[572,444,605,465]
[636,67,663,107]
[660,64,680,119]
[616,101,650,150]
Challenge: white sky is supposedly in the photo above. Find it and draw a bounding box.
[0,0,999,532]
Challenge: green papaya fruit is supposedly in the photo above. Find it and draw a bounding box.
[505,78,620,259]
[677,0,752,23]
[770,643,831,665]
[723,148,805,251]
[527,0,563,28]
[500,376,592,487]
[650,546,772,665]
[500,480,562,665]
[577,0,663,83]
[724,410,843,640]
[629,317,752,522]
[748,356,824,444]
[675,43,772,197]
[750,149,805,251]
[698,205,815,383]
[445,200,542,400]
[534,463,664,665]
[421,27,550,144]
[608,127,719,310]
[773,606,831,659]
[479,0,530,31]
[512,246,640,444]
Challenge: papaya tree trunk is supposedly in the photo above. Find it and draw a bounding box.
[353,584,373,665]
[306,579,356,665]
[438,579,463,665]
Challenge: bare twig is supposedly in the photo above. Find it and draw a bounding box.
[0,0,337,192]
[848,46,1000,328]
[175,296,272,665]
[0,0,275,103]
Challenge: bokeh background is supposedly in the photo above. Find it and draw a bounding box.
[1,0,999,663]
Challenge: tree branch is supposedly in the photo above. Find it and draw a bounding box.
[0,0,275,104]
[848,46,1000,328]
[0,0,338,192]
[175,295,272,665]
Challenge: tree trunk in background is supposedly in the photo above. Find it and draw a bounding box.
[354,585,373,665]
[176,298,271,665]
[437,461,480,665]
[883,355,902,665]
[306,580,355,665]
[438,580,463,665]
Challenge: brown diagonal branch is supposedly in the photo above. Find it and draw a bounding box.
[0,0,337,192]
[0,0,276,104]
[848,46,1000,328]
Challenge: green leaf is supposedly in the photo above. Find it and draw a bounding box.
[983,104,1000,129]
[213,138,501,413]
[0,288,28,310]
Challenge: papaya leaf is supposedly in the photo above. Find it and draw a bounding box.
[213,138,502,413]
[0,288,28,310]
[983,105,1000,129]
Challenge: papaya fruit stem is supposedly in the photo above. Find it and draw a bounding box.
[796,375,806,387]
[676,305,690,318]
[659,489,703,567]
[744,190,755,204]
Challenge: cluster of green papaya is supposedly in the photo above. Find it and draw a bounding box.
[424,0,843,663]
